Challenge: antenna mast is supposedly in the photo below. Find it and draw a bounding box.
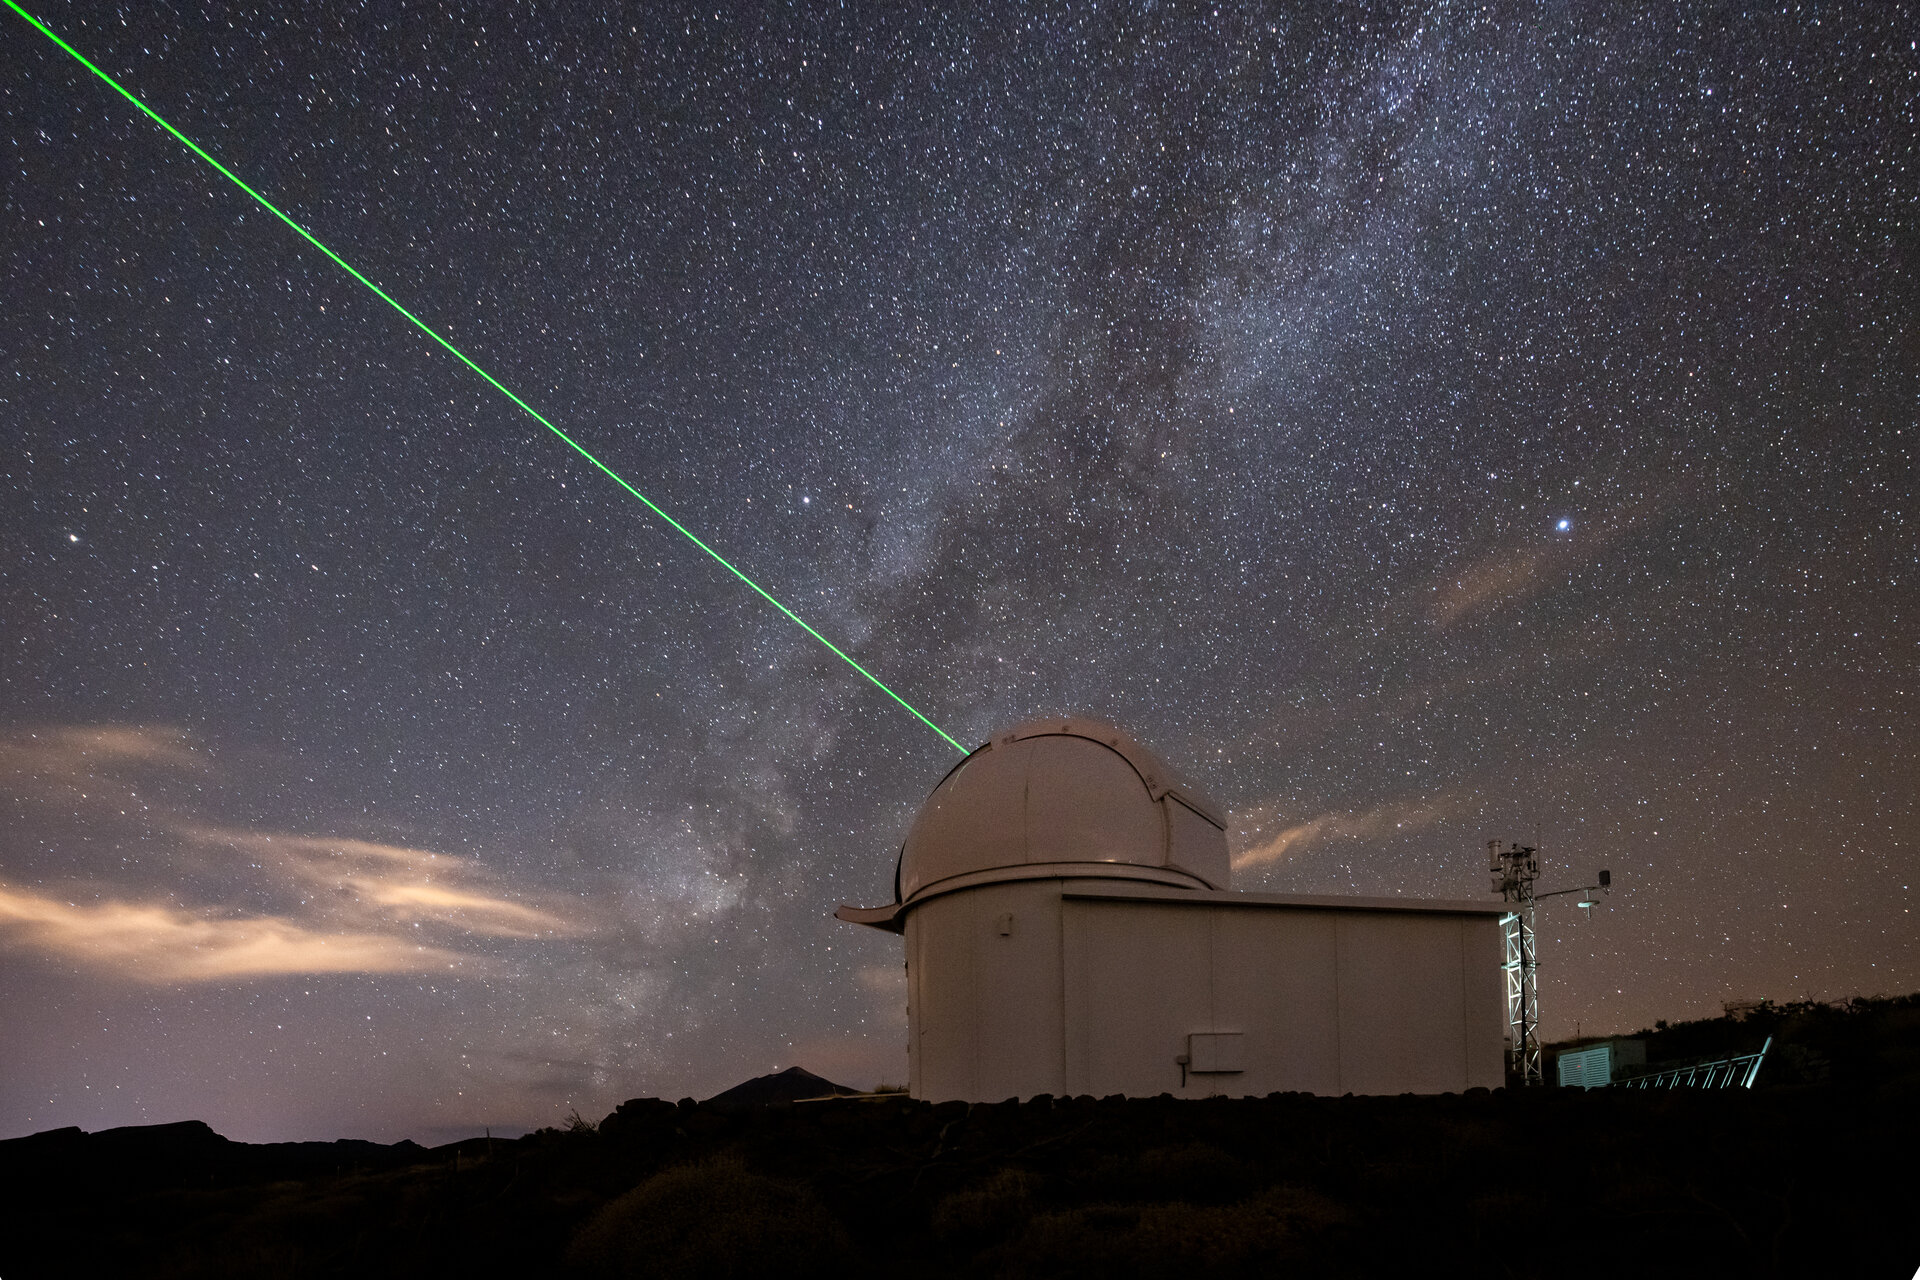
[1489,840,1541,1085]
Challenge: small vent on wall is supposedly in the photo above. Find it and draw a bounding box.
[1188,1031,1245,1074]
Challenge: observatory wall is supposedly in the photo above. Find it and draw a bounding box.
[905,881,1505,1100]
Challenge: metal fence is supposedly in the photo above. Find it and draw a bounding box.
[1615,1037,1771,1090]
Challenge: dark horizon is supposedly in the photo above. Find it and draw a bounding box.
[5,996,1916,1278]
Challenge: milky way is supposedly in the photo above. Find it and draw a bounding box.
[1,1,1911,1142]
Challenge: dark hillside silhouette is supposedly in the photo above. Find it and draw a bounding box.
[2,997,1916,1278]
[704,1065,860,1111]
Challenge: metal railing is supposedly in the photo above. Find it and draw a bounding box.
[1616,1037,1771,1090]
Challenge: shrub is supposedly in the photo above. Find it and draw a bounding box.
[566,1157,851,1279]
[985,1184,1354,1279]
[931,1167,1039,1248]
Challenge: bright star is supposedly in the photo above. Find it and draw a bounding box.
[67,533,79,542]
[1556,519,1571,532]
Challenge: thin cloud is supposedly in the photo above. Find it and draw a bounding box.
[0,725,208,810]
[1429,540,1573,627]
[0,724,206,775]
[177,826,585,939]
[1232,795,1452,872]
[0,724,592,981]
[855,964,906,996]
[1426,492,1676,628]
[0,881,475,982]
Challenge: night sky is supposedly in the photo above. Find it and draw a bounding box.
[2,1,1912,1143]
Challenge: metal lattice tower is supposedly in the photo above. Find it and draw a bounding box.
[1489,840,1542,1085]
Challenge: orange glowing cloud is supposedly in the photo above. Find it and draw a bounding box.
[0,724,206,774]
[177,827,584,939]
[0,725,208,810]
[0,725,593,981]
[0,881,475,982]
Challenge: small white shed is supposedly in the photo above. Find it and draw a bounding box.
[838,717,1507,1101]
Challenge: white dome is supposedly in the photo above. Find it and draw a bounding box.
[895,716,1229,904]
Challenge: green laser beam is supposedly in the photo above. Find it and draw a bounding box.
[7,0,966,755]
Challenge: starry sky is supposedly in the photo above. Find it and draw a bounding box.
[2,1,1913,1143]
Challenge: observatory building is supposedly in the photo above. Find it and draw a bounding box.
[837,717,1507,1101]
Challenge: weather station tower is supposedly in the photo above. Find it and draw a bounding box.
[1488,842,1611,1085]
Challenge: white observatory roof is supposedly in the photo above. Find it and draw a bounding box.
[838,717,1229,931]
